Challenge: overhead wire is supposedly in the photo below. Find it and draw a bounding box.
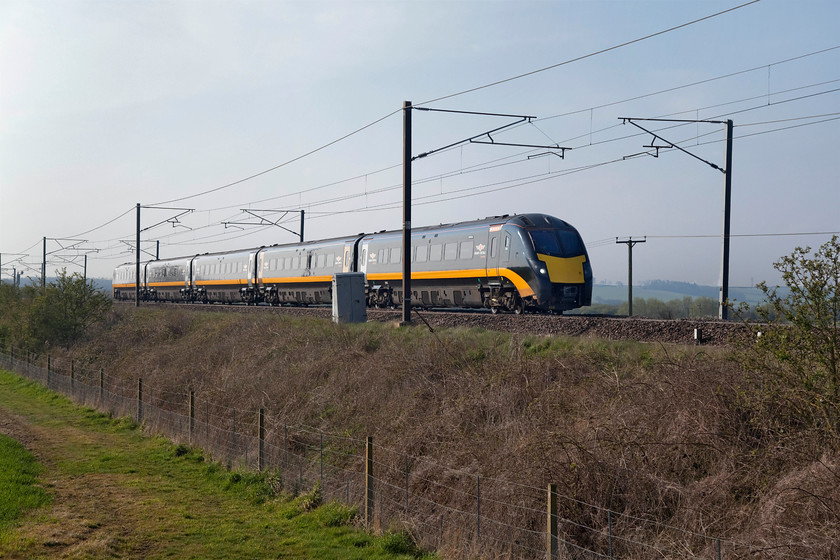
[136,0,763,212]
[416,0,762,106]
[85,44,840,257]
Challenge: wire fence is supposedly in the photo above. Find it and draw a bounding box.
[0,349,815,560]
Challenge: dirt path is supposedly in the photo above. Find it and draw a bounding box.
[0,403,146,559]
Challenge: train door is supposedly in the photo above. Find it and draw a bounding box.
[486,225,502,277]
[358,239,370,275]
[247,251,256,289]
[342,240,354,273]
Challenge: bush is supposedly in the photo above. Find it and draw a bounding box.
[739,235,840,438]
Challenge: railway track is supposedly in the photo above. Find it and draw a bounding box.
[118,301,752,346]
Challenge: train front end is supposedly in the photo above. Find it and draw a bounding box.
[511,214,592,313]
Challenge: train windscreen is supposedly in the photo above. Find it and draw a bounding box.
[530,229,585,257]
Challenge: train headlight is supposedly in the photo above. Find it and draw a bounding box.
[539,267,547,275]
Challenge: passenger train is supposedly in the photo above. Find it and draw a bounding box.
[113,213,592,314]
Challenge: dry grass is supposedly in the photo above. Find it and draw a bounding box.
[52,306,840,558]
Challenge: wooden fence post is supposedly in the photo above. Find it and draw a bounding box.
[137,378,143,424]
[365,436,373,527]
[258,408,265,472]
[189,390,195,443]
[547,483,558,560]
[476,474,481,544]
[99,368,104,404]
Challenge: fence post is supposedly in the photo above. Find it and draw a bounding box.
[477,474,481,544]
[547,483,558,560]
[405,454,409,514]
[71,359,75,394]
[717,537,722,560]
[258,408,265,472]
[99,368,104,404]
[365,436,373,527]
[284,424,289,471]
[47,355,51,389]
[206,401,210,445]
[232,409,237,458]
[608,509,614,559]
[319,432,324,485]
[137,378,143,425]
[189,390,195,443]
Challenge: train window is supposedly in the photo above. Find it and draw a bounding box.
[503,234,511,262]
[530,230,562,257]
[444,242,457,261]
[557,230,584,256]
[317,254,325,269]
[460,241,473,260]
[430,244,442,262]
[416,245,428,263]
[379,248,388,265]
[285,256,292,270]
[326,253,334,269]
[293,256,300,269]
[490,237,497,258]
[390,247,401,264]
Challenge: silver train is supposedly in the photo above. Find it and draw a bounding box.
[113,213,592,314]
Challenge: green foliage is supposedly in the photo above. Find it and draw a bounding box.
[740,236,840,437]
[377,530,427,558]
[311,501,358,528]
[0,269,111,352]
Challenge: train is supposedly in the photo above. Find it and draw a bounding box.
[113,213,593,314]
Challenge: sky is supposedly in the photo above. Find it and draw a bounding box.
[1,0,839,288]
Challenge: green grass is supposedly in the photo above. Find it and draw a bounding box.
[0,434,51,535]
[0,369,435,559]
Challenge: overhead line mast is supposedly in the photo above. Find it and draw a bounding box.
[620,117,734,320]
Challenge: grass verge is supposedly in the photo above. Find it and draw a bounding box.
[0,369,434,560]
[0,434,51,537]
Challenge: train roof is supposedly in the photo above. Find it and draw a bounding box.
[114,213,581,270]
[363,213,578,240]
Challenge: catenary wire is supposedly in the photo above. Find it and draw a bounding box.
[416,0,762,106]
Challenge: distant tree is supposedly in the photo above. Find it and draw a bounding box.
[739,236,840,437]
[27,269,112,349]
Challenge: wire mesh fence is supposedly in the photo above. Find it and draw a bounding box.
[0,350,814,560]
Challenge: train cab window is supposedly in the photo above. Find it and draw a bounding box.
[490,237,497,259]
[416,245,428,263]
[390,247,401,264]
[460,241,473,261]
[430,244,442,262]
[530,230,563,257]
[444,242,457,261]
[557,230,585,256]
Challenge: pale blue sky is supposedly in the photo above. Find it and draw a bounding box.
[2,0,838,287]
